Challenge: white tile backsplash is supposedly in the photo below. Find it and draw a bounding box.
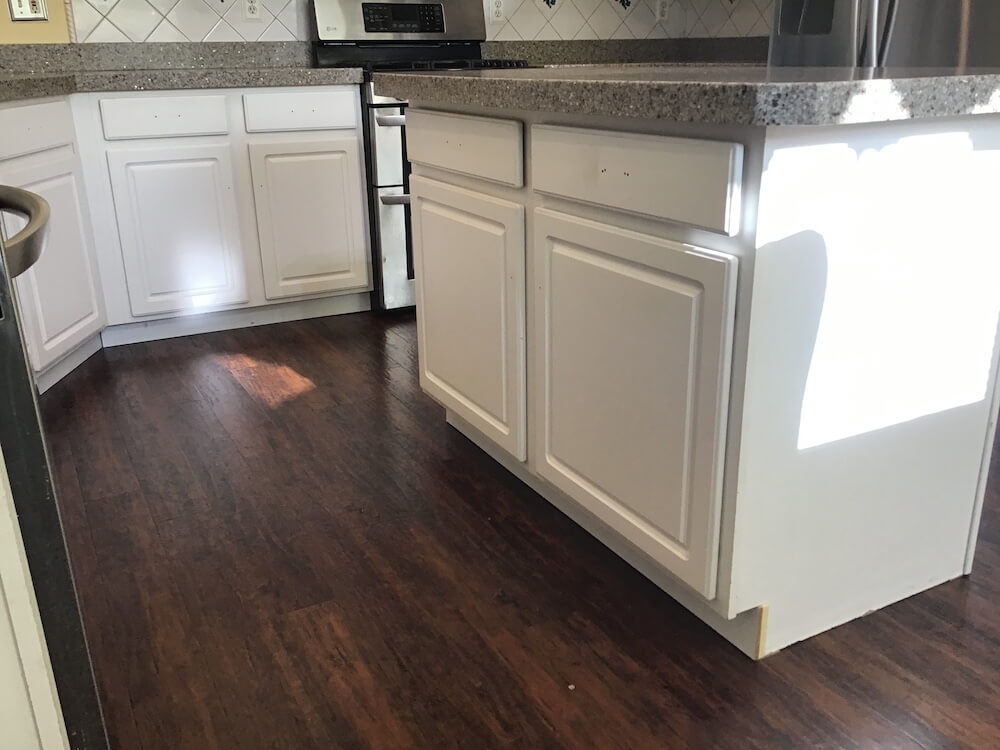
[71,0,771,43]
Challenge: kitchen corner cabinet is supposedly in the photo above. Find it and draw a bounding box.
[0,101,106,374]
[249,137,369,299]
[533,209,737,598]
[410,175,527,460]
[107,144,248,316]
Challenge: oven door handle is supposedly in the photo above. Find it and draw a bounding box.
[375,114,406,128]
[380,193,411,206]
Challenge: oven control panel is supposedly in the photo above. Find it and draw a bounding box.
[362,3,445,33]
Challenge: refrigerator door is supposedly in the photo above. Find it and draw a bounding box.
[769,0,863,67]
[879,0,1000,68]
[0,187,108,750]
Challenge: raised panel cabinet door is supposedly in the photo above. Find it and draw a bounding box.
[107,143,248,316]
[411,175,526,460]
[0,154,106,372]
[249,138,370,299]
[533,208,738,598]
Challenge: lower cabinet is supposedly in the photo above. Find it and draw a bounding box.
[107,143,249,316]
[0,154,106,372]
[410,175,527,460]
[249,138,370,299]
[533,209,737,598]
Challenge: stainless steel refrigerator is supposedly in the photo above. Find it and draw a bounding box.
[0,185,107,750]
[770,0,1000,68]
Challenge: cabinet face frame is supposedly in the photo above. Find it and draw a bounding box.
[248,137,371,300]
[532,208,738,598]
[410,175,527,461]
[0,153,106,372]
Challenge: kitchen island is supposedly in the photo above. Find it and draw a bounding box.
[375,65,1000,657]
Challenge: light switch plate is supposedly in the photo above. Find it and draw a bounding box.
[8,0,47,20]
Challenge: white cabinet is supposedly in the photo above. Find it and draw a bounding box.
[532,209,737,598]
[107,143,248,316]
[410,175,526,460]
[249,138,369,300]
[0,155,106,373]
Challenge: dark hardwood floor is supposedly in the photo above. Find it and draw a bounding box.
[39,311,1000,750]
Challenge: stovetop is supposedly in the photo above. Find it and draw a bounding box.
[364,58,533,72]
[313,40,533,73]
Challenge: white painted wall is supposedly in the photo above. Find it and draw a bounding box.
[0,448,70,750]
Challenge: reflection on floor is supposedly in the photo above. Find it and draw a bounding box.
[40,311,1000,749]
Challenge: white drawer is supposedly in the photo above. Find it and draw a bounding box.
[243,90,357,132]
[405,109,523,187]
[100,95,229,140]
[531,124,743,236]
[0,100,75,160]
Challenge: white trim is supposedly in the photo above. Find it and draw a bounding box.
[101,292,370,348]
[34,335,102,395]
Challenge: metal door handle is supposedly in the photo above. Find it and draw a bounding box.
[375,114,406,127]
[380,194,411,206]
[0,186,50,278]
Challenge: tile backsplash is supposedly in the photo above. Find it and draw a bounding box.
[488,0,772,42]
[70,0,772,43]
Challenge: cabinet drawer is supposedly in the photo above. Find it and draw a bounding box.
[100,95,229,140]
[243,90,357,132]
[0,100,75,159]
[406,109,523,187]
[532,124,743,236]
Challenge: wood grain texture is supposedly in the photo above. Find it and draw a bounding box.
[40,312,1000,750]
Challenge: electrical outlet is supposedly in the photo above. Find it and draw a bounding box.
[243,0,261,20]
[7,0,47,21]
[654,0,668,22]
[491,0,504,22]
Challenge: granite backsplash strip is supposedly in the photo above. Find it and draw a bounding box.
[483,37,769,65]
[0,41,312,73]
[0,38,767,74]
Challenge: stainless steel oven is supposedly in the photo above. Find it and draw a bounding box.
[366,87,415,309]
[313,0,528,310]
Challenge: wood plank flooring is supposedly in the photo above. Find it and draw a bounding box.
[40,312,1000,749]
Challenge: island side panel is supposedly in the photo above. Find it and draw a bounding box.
[732,115,1000,654]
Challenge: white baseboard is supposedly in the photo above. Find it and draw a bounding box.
[100,292,370,348]
[444,408,767,660]
[34,334,102,395]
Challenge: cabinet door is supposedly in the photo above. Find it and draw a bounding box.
[0,154,106,372]
[249,138,370,299]
[534,209,737,598]
[411,176,526,460]
[107,144,248,316]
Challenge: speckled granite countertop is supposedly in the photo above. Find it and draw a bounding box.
[0,67,362,104]
[373,64,1000,126]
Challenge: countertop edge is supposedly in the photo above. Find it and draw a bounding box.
[0,68,364,105]
[372,71,1000,127]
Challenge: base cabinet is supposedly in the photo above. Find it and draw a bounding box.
[249,138,370,299]
[0,155,106,372]
[533,209,737,599]
[411,176,527,460]
[107,143,249,317]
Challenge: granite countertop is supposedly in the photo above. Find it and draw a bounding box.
[0,67,362,104]
[373,64,1000,126]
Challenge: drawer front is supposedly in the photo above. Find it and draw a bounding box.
[0,100,75,159]
[243,90,357,132]
[532,124,743,236]
[100,95,229,140]
[406,109,523,187]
